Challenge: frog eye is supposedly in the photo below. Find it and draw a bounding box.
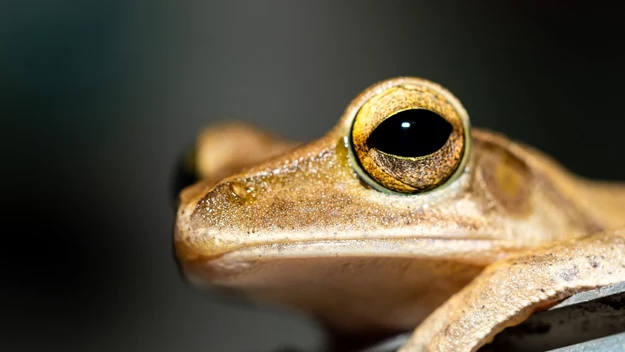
[348,78,471,194]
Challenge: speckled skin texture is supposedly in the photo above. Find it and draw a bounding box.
[174,77,625,351]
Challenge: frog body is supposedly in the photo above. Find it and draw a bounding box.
[174,77,625,351]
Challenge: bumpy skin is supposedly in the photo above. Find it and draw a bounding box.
[174,77,625,351]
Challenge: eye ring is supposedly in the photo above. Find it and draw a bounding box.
[346,78,472,195]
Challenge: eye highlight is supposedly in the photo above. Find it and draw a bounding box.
[348,78,471,194]
[367,109,453,158]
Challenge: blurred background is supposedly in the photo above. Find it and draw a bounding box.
[2,1,625,351]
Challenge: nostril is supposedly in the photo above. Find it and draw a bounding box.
[229,181,257,202]
[192,181,257,212]
[197,182,234,206]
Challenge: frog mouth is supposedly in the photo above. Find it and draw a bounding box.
[180,235,511,268]
[177,235,515,294]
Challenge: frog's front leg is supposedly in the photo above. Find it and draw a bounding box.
[400,229,625,352]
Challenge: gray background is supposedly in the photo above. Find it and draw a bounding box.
[2,1,625,351]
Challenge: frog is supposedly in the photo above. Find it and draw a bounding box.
[173,77,625,351]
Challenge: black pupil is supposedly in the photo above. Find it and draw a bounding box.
[367,109,452,157]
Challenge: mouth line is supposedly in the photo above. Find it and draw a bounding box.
[209,234,511,264]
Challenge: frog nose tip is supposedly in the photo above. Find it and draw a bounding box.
[174,184,237,261]
[173,218,238,289]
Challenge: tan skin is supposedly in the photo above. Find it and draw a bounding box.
[174,77,625,351]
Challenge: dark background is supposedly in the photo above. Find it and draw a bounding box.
[2,1,625,351]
